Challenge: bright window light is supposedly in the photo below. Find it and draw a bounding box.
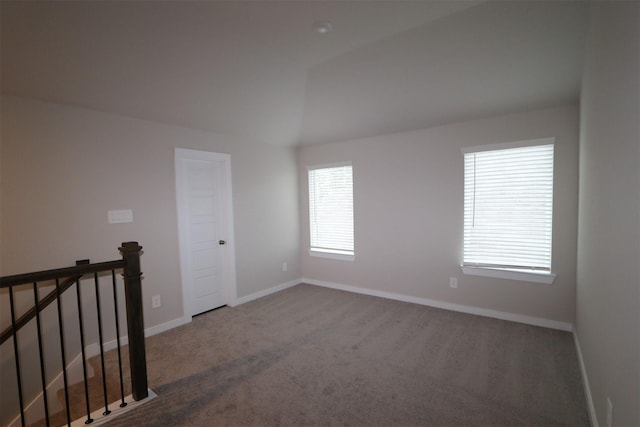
[308,163,354,259]
[463,141,554,272]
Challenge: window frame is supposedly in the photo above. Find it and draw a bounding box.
[460,138,556,284]
[307,162,355,262]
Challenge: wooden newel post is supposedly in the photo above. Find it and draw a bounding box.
[119,241,149,401]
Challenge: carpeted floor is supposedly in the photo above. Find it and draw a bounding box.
[102,283,589,426]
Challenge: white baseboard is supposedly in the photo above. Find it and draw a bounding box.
[302,278,573,332]
[231,279,301,307]
[573,331,598,427]
[145,316,190,338]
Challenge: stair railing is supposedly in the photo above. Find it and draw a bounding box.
[0,241,148,427]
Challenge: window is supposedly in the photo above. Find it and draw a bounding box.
[308,163,354,261]
[462,139,555,284]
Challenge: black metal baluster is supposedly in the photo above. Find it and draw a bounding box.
[0,246,146,424]
[9,286,26,427]
[33,282,51,427]
[94,272,111,416]
[75,270,94,424]
[55,278,72,426]
[111,270,127,408]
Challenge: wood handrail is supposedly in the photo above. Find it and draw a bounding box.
[0,259,125,288]
[0,259,126,345]
[0,275,81,345]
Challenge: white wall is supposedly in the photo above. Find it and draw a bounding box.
[576,3,640,426]
[298,105,579,325]
[1,95,300,301]
[0,95,300,424]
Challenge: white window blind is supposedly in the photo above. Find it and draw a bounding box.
[463,142,554,271]
[308,164,354,256]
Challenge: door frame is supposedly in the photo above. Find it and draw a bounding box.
[175,148,237,322]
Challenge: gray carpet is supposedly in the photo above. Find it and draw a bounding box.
[104,283,589,426]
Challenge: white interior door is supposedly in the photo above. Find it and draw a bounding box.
[175,149,236,317]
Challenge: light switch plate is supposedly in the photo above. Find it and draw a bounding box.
[108,209,133,224]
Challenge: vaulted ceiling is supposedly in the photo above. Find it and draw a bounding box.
[1,1,589,146]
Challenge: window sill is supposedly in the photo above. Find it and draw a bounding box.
[461,266,556,284]
[309,249,355,262]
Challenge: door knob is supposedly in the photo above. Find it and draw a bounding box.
[219,240,226,245]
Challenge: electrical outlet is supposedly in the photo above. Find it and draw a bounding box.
[152,295,161,309]
[606,397,613,427]
[449,277,458,288]
[282,262,288,272]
